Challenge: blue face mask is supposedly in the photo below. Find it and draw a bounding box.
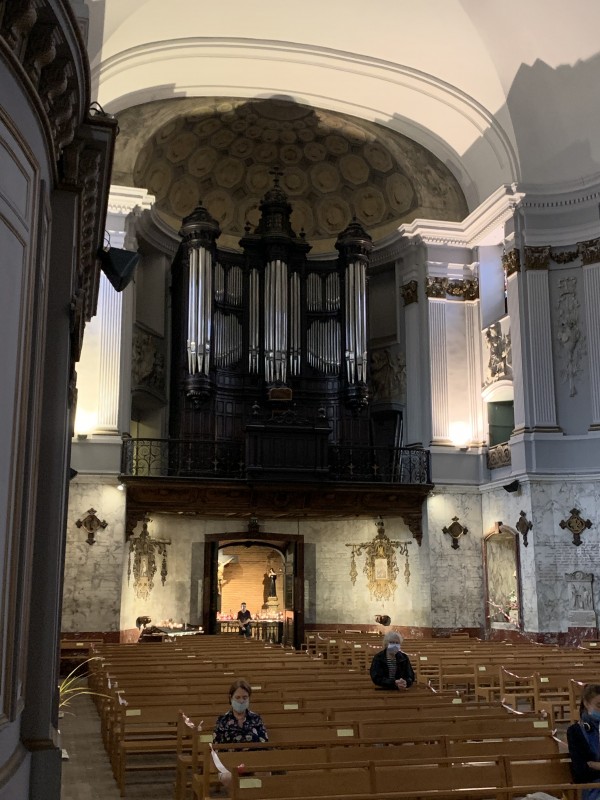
[587,709,600,721]
[387,643,401,653]
[232,699,249,713]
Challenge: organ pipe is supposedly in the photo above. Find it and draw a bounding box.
[187,245,213,376]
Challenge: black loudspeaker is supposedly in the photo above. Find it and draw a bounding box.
[503,479,520,493]
[69,468,78,480]
[98,247,140,292]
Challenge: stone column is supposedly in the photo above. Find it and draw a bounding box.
[95,277,122,432]
[525,262,558,429]
[583,261,600,429]
[428,295,449,443]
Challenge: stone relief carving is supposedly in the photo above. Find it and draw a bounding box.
[483,321,512,386]
[370,347,406,404]
[400,280,418,306]
[132,326,166,397]
[565,571,596,627]
[486,443,511,470]
[556,277,586,397]
[502,249,521,277]
[425,277,478,300]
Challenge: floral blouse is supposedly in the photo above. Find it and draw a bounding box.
[213,710,269,744]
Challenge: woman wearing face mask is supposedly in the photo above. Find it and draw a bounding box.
[213,679,269,744]
[567,683,600,798]
[369,631,415,690]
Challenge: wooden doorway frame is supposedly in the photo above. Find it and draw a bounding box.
[202,531,304,648]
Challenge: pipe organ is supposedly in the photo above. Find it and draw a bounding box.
[171,177,374,447]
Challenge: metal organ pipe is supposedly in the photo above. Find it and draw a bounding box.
[344,260,367,384]
[187,245,213,376]
[290,272,300,377]
[264,259,288,384]
[249,269,259,374]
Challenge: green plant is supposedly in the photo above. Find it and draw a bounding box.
[59,657,110,714]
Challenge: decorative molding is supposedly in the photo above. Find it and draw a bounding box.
[442,516,468,550]
[515,510,533,547]
[559,508,592,547]
[486,443,511,470]
[579,237,600,266]
[345,517,411,601]
[75,508,108,546]
[425,277,478,300]
[502,249,521,277]
[524,246,551,270]
[400,280,418,306]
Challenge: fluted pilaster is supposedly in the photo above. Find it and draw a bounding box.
[429,300,449,442]
[583,262,600,428]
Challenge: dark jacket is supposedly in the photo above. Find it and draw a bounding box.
[567,717,600,784]
[369,648,415,690]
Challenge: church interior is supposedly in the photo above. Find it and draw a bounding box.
[4,0,600,796]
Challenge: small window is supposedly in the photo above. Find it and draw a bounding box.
[488,400,514,446]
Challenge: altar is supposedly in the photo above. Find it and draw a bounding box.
[217,620,283,643]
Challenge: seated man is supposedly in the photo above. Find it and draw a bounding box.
[369,631,415,690]
[236,602,252,638]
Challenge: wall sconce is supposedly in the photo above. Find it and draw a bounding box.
[117,482,125,492]
[442,516,468,549]
[449,422,470,450]
[127,517,171,599]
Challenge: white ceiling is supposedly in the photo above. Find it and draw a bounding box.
[87,0,600,210]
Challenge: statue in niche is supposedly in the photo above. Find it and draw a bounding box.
[268,568,278,598]
[565,570,596,626]
[484,322,512,385]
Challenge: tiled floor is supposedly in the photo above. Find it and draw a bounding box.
[60,689,175,800]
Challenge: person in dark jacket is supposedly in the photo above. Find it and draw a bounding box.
[567,682,600,799]
[369,631,415,690]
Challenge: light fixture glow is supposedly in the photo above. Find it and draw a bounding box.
[449,421,471,449]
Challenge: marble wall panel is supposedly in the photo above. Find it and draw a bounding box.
[426,490,484,629]
[62,479,126,632]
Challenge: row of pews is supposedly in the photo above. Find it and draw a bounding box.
[83,632,600,798]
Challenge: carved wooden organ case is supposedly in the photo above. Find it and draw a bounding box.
[169,178,374,451]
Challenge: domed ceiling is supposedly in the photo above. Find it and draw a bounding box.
[113,97,468,253]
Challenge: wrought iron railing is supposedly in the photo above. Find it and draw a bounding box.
[121,438,431,485]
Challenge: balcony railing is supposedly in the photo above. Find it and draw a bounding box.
[121,438,431,485]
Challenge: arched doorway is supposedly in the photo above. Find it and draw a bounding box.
[483,522,522,636]
[203,529,304,648]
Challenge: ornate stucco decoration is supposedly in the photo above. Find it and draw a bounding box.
[426,277,448,298]
[426,277,478,300]
[132,325,166,400]
[127,517,171,600]
[483,321,512,386]
[502,249,521,277]
[370,347,406,404]
[524,246,551,270]
[486,443,511,469]
[345,517,411,601]
[556,277,586,397]
[516,510,533,547]
[442,516,468,550]
[75,508,108,546]
[400,280,418,306]
[559,508,592,547]
[578,237,600,266]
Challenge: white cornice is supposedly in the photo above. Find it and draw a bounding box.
[108,185,155,215]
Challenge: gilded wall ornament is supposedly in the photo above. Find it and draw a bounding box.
[127,517,171,600]
[502,249,521,277]
[425,277,447,298]
[578,237,600,266]
[516,510,533,547]
[345,517,411,601]
[556,277,586,397]
[559,508,592,547]
[75,508,108,546]
[524,246,551,270]
[442,516,468,549]
[400,280,418,306]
